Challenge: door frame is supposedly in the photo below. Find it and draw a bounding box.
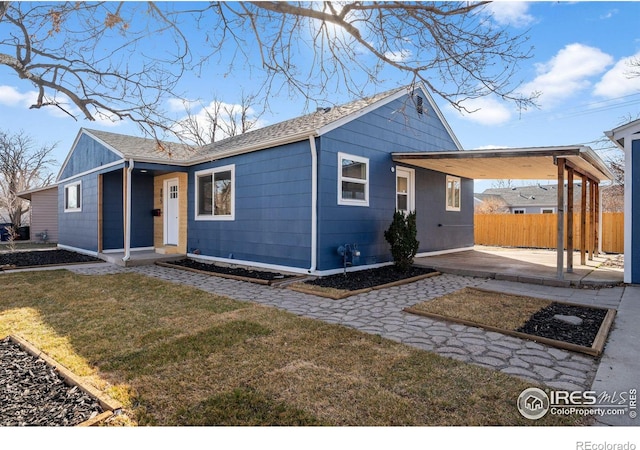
[396,166,415,213]
[163,178,180,246]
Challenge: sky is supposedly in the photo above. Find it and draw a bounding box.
[1,1,639,195]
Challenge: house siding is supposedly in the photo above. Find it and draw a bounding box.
[187,141,312,269]
[130,172,154,248]
[632,139,640,283]
[30,188,59,243]
[316,93,471,270]
[58,173,99,252]
[59,133,122,180]
[101,170,124,250]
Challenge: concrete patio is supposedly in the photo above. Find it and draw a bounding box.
[415,246,624,288]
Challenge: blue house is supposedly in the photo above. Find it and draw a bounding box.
[606,119,640,284]
[56,84,474,274]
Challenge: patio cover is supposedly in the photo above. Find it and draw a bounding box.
[392,146,614,279]
[392,146,612,182]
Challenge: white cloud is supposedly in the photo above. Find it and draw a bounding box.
[519,43,614,107]
[485,2,535,28]
[593,52,640,98]
[0,85,38,107]
[454,96,512,126]
[384,49,412,63]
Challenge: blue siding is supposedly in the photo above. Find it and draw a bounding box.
[58,174,99,252]
[187,141,313,269]
[102,171,124,250]
[59,133,121,180]
[316,93,471,270]
[632,140,640,283]
[131,172,154,248]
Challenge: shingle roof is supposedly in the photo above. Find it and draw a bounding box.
[84,129,196,163]
[82,85,411,164]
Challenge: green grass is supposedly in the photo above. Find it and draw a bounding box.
[0,270,589,426]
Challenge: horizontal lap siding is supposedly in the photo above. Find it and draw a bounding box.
[188,142,312,269]
[632,140,640,283]
[58,174,99,252]
[317,94,471,270]
[59,133,121,180]
[30,189,59,243]
[101,171,124,250]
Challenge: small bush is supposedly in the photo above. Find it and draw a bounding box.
[384,210,419,272]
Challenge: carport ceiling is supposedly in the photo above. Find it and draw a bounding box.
[392,146,613,182]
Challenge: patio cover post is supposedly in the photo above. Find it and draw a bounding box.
[589,180,595,261]
[567,168,574,273]
[556,157,565,279]
[580,174,587,265]
[595,182,600,257]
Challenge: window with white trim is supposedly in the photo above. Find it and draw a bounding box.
[195,165,235,220]
[513,209,525,214]
[445,175,461,211]
[64,181,82,212]
[541,208,555,214]
[338,153,369,206]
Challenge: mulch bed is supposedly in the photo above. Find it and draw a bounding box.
[164,258,297,283]
[305,265,437,291]
[0,337,103,426]
[517,302,608,348]
[0,249,100,269]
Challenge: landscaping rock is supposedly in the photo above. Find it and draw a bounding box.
[553,314,584,326]
[0,337,103,426]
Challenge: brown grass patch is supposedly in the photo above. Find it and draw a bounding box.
[0,270,587,426]
[408,287,552,330]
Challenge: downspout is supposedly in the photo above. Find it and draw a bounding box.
[308,135,318,273]
[122,159,134,262]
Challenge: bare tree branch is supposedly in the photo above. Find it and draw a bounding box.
[0,1,536,139]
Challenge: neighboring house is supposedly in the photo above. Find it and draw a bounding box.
[606,119,640,284]
[476,183,624,214]
[55,84,474,274]
[17,186,59,243]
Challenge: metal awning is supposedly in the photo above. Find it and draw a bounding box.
[392,146,613,182]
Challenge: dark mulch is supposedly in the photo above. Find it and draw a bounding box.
[305,265,437,291]
[517,303,608,348]
[166,258,297,282]
[0,249,100,268]
[0,337,103,426]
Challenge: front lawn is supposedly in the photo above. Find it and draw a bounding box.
[0,270,587,426]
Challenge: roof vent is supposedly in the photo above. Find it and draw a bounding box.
[317,107,331,113]
[416,95,424,115]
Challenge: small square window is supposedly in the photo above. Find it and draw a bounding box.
[64,181,81,212]
[446,176,461,212]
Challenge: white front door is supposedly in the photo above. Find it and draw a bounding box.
[396,167,415,213]
[165,179,179,245]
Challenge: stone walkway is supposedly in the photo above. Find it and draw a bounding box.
[67,263,625,391]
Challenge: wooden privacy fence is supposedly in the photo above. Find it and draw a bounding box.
[474,212,624,254]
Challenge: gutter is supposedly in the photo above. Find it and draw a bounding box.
[122,159,134,262]
[308,135,318,273]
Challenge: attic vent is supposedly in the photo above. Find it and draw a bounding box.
[416,95,424,115]
[317,107,331,113]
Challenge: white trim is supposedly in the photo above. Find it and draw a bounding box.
[513,209,526,214]
[187,253,310,275]
[194,164,235,221]
[445,175,461,212]
[338,152,369,207]
[540,207,555,214]
[123,159,134,262]
[308,136,318,273]
[63,181,82,212]
[624,139,633,283]
[395,166,415,212]
[56,244,99,257]
[102,247,155,254]
[57,159,125,184]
